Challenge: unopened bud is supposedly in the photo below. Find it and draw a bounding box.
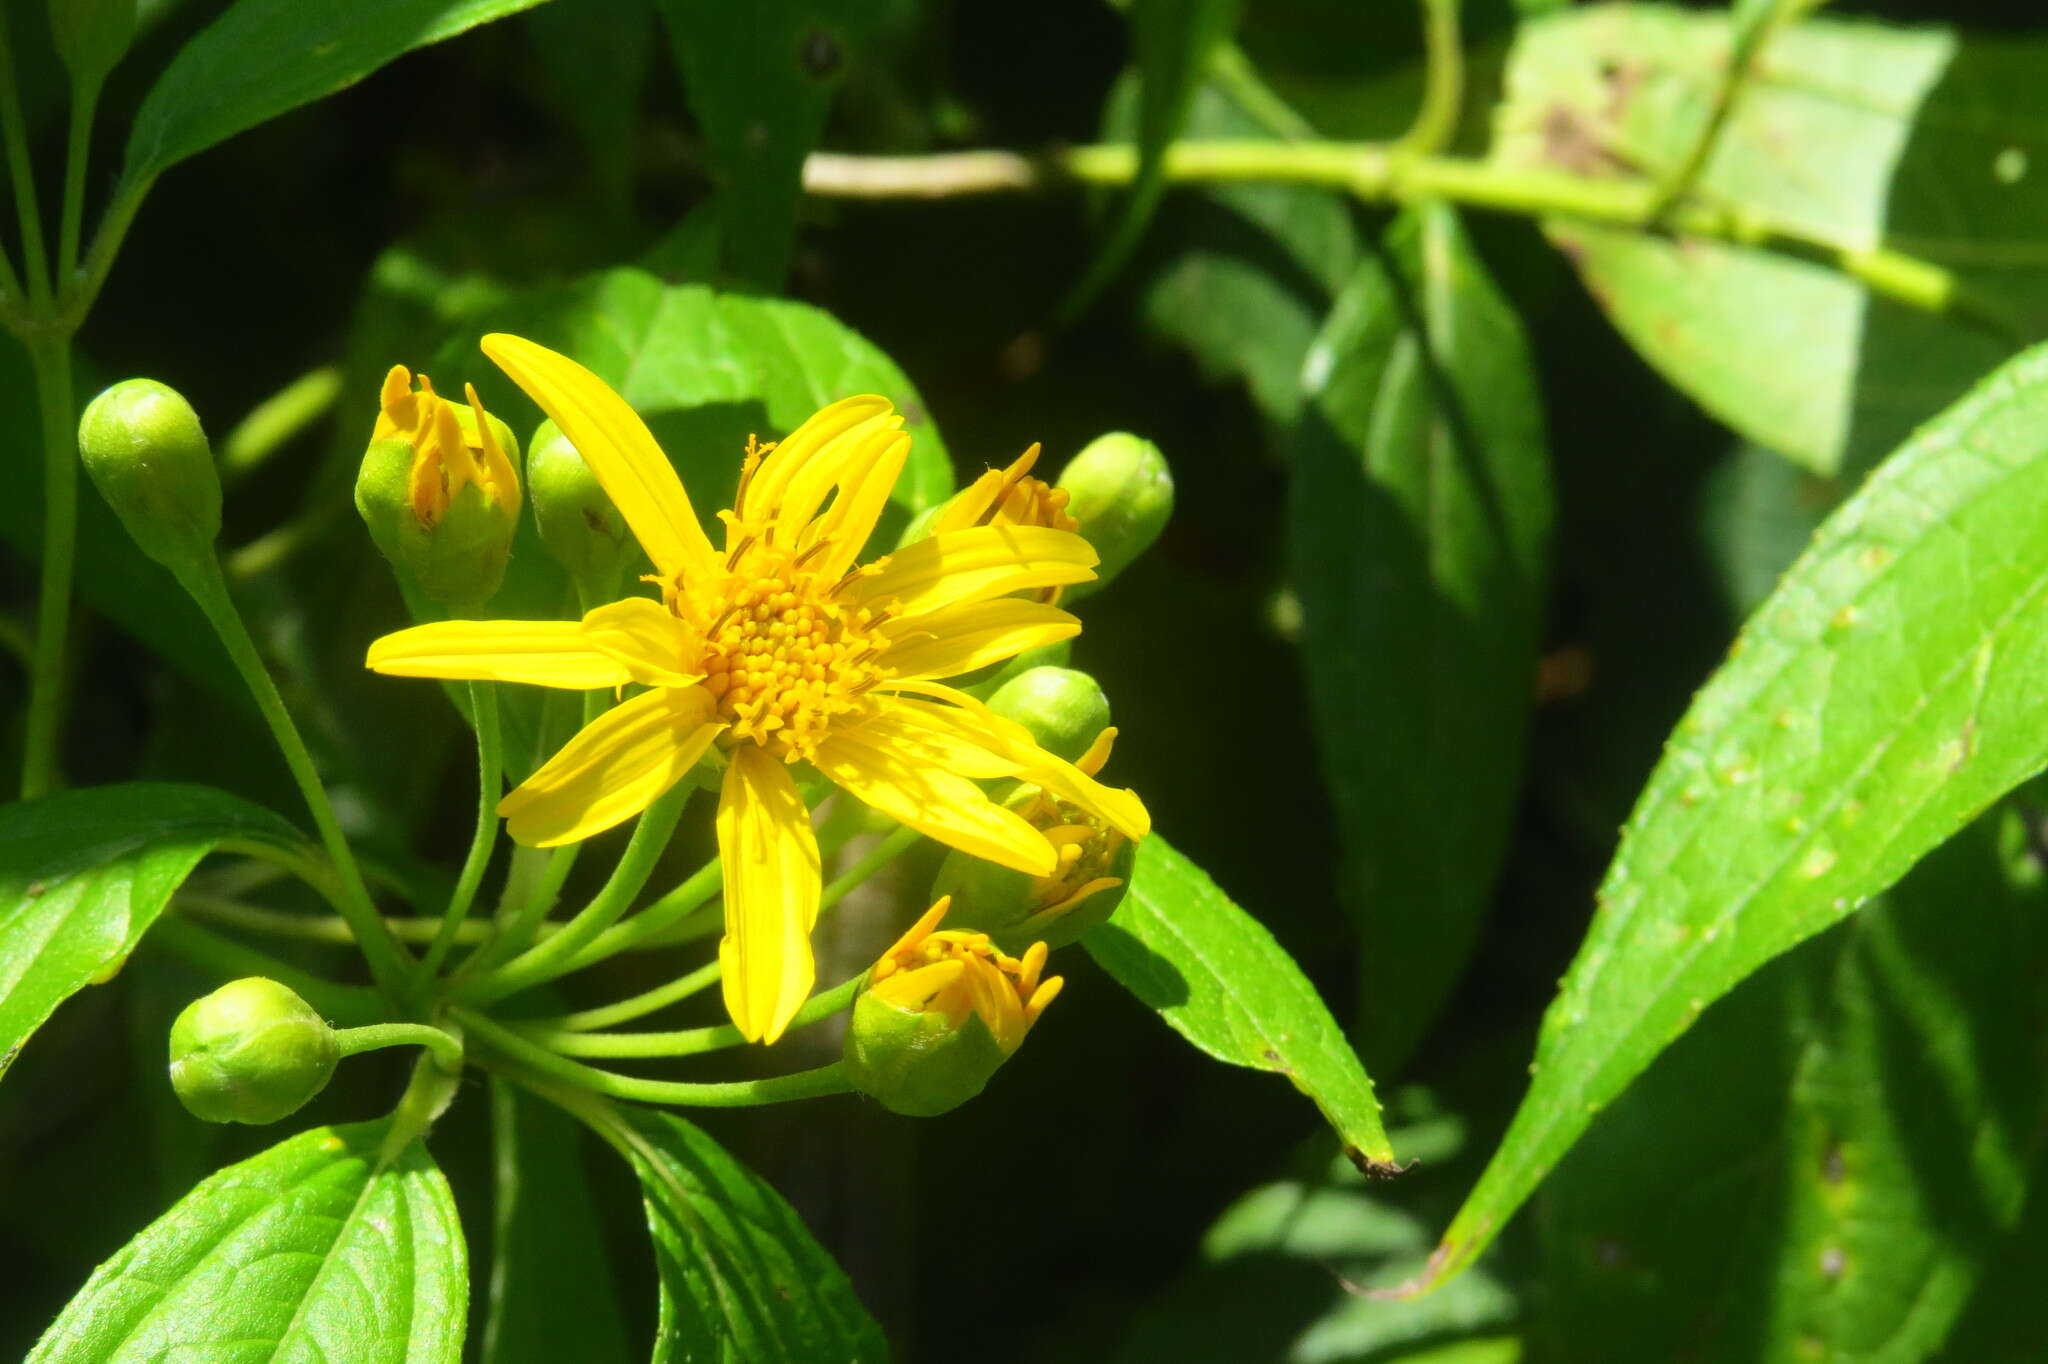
[356,365,521,612]
[168,978,339,1125]
[78,378,221,572]
[844,899,1061,1116]
[934,725,1134,951]
[1057,432,1171,597]
[528,419,634,591]
[988,666,1109,765]
[51,0,136,87]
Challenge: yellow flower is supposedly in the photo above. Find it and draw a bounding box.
[865,897,1062,1054]
[366,335,1149,1042]
[374,364,520,527]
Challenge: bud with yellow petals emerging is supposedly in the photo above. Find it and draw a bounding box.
[901,443,1078,602]
[844,898,1062,1116]
[934,723,1135,951]
[355,365,522,612]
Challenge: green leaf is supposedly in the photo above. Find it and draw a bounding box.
[1121,76,1360,424]
[656,0,869,290]
[1494,7,2048,474]
[1427,339,2048,1285]
[610,1106,887,1362]
[29,1120,466,1363]
[124,0,554,185]
[483,1081,630,1364]
[1533,807,2047,1360]
[0,782,306,1082]
[1086,835,1393,1167]
[1064,0,1244,322]
[1289,202,1552,1075]
[1113,1112,1517,1363]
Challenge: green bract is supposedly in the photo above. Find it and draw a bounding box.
[167,977,339,1125]
[842,984,1015,1118]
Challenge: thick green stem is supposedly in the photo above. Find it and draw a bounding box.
[459,1008,852,1107]
[457,788,689,1005]
[1397,0,1463,158]
[559,851,725,969]
[334,1020,464,1072]
[803,143,1994,330]
[174,555,414,999]
[416,682,502,987]
[20,336,74,797]
[151,916,382,1026]
[519,972,865,1058]
[0,6,49,309]
[56,74,98,291]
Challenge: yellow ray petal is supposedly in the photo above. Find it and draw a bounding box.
[746,395,898,520]
[481,333,717,581]
[802,428,911,580]
[929,444,1044,536]
[772,413,907,547]
[580,597,706,687]
[716,746,822,1043]
[886,695,1150,840]
[847,524,1097,618]
[498,687,720,846]
[366,620,631,689]
[878,598,1081,680]
[814,727,1056,875]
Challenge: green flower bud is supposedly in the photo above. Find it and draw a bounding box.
[77,378,222,573]
[1057,432,1172,597]
[168,978,339,1125]
[935,720,1136,951]
[844,899,1061,1116]
[356,366,521,613]
[987,666,1109,765]
[51,0,136,87]
[528,419,634,592]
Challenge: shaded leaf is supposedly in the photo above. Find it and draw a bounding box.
[29,1121,465,1363]
[125,0,553,184]
[1429,339,2048,1283]
[1495,6,2048,474]
[613,1106,886,1363]
[0,782,305,1083]
[656,0,870,289]
[1290,202,1552,1075]
[1087,835,1392,1166]
[524,0,654,218]
[1532,807,2048,1361]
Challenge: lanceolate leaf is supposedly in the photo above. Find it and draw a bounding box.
[0,783,307,1083]
[1426,340,2048,1286]
[125,0,554,185]
[1534,809,2048,1360]
[1495,6,2048,475]
[613,1107,887,1362]
[29,1121,466,1363]
[1290,203,1552,1075]
[1086,835,1393,1168]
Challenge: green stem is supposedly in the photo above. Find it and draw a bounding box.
[1397,0,1463,158]
[457,788,689,1005]
[59,171,149,325]
[56,73,98,291]
[221,365,344,477]
[378,1051,463,1165]
[20,336,74,798]
[416,682,502,988]
[150,915,382,1026]
[334,1020,464,1072]
[819,824,921,911]
[519,972,865,1058]
[179,894,494,945]
[173,555,414,999]
[547,959,725,1033]
[459,1007,852,1107]
[0,6,49,309]
[802,143,1994,329]
[1647,1,1780,223]
[559,851,724,968]
[1208,42,1315,141]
